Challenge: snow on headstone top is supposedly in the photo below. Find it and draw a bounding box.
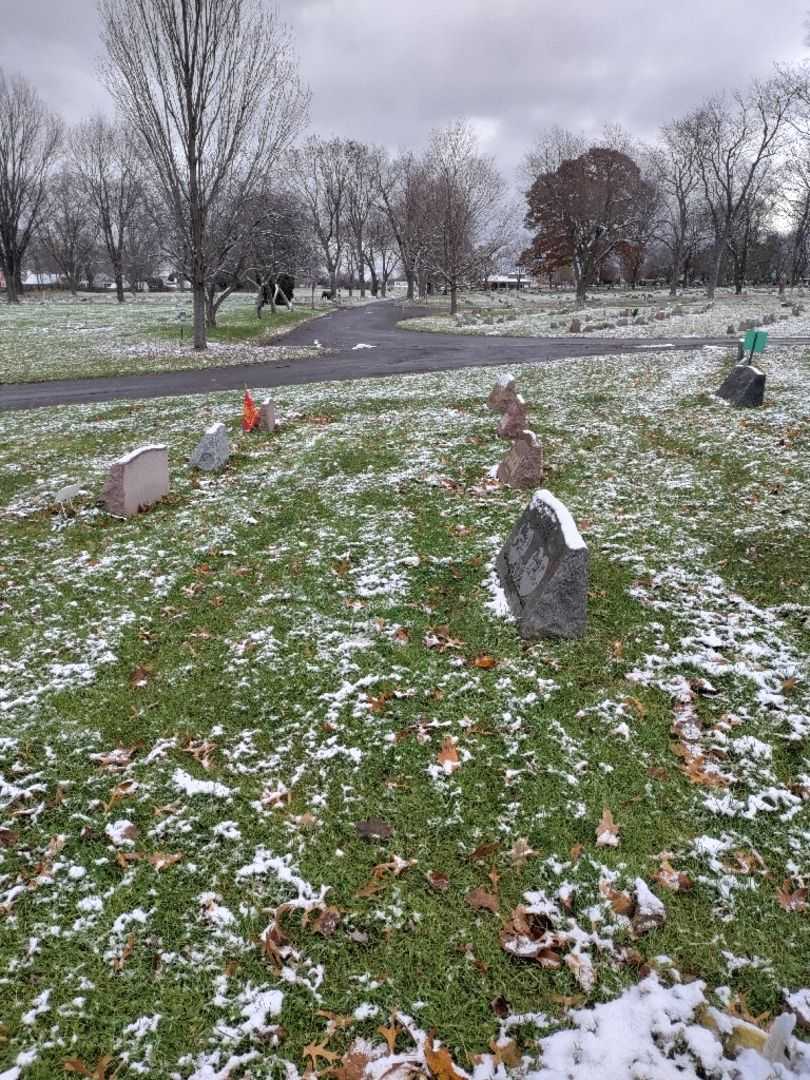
[496,489,588,639]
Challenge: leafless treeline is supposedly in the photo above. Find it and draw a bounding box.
[522,68,810,306]
[2,0,810,342]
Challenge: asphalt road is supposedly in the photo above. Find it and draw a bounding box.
[2,299,808,412]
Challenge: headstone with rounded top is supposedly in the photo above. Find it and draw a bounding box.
[189,422,230,472]
[496,489,588,639]
[496,430,544,490]
[104,445,169,517]
[487,374,518,413]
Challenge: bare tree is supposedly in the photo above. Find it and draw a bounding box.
[345,141,380,298]
[291,137,351,298]
[650,120,704,295]
[100,0,308,350]
[0,71,62,303]
[685,75,801,299]
[422,121,505,315]
[376,151,432,301]
[364,205,399,296]
[38,169,98,294]
[71,116,143,303]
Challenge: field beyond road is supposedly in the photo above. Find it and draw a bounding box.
[0,344,809,1078]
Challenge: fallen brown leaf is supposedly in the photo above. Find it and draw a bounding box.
[465,887,499,914]
[595,807,620,847]
[355,818,393,841]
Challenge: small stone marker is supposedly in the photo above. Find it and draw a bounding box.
[497,395,528,439]
[104,445,169,517]
[52,483,81,508]
[496,430,544,490]
[496,489,588,639]
[716,364,765,408]
[189,422,230,472]
[259,399,277,433]
[487,374,517,413]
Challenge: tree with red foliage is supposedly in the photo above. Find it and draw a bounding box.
[522,147,643,306]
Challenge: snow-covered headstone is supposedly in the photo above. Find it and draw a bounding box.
[103,445,169,517]
[716,364,765,408]
[496,489,588,640]
[189,423,230,471]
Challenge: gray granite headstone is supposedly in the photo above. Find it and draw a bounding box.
[496,430,544,490]
[497,395,528,439]
[716,364,765,408]
[259,399,277,433]
[104,445,169,517]
[487,374,517,413]
[189,422,230,471]
[496,490,588,639]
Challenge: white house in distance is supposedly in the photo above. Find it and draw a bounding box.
[483,271,537,291]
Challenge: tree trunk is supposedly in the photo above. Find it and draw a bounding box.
[406,269,415,301]
[115,271,125,303]
[205,287,217,328]
[357,246,366,297]
[193,284,207,349]
[575,275,587,308]
[707,243,724,301]
[329,266,337,297]
[450,284,458,315]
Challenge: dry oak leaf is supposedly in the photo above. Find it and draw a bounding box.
[303,1042,340,1068]
[509,838,537,869]
[128,665,153,689]
[146,851,183,871]
[599,880,634,916]
[437,737,461,775]
[424,1033,466,1080]
[312,907,341,937]
[466,887,499,914]
[378,1022,401,1053]
[472,654,498,670]
[111,933,135,973]
[595,807,620,848]
[488,1038,522,1068]
[426,870,450,892]
[331,1051,372,1080]
[355,818,393,841]
[777,880,808,912]
[63,1056,115,1078]
[569,842,584,864]
[0,827,19,848]
[469,841,499,862]
[653,860,693,893]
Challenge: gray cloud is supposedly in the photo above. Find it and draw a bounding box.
[1,0,806,184]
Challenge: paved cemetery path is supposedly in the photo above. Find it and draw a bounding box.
[3,299,810,412]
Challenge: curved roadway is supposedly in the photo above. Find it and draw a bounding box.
[3,299,809,412]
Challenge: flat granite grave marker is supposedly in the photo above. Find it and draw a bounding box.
[487,374,517,413]
[496,489,588,639]
[104,445,169,517]
[496,430,544,490]
[189,422,230,472]
[716,364,765,408]
[259,399,277,433]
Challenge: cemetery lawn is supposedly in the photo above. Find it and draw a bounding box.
[1,344,809,1078]
[0,293,323,384]
[399,287,810,340]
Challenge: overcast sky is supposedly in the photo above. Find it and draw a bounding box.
[1,0,807,182]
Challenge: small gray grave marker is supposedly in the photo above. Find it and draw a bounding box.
[189,422,230,471]
[259,399,277,433]
[496,490,588,639]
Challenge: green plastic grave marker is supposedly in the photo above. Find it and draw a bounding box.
[743,329,767,359]
[743,329,757,351]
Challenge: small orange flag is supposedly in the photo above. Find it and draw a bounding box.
[242,389,260,432]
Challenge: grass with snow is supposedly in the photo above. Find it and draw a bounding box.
[0,342,809,1078]
[0,293,324,384]
[400,287,810,342]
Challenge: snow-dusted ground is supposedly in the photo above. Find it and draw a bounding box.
[0,344,809,1077]
[402,287,810,340]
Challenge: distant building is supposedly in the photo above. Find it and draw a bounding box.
[484,272,536,291]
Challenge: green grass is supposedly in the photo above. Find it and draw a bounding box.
[0,345,808,1077]
[0,293,322,383]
